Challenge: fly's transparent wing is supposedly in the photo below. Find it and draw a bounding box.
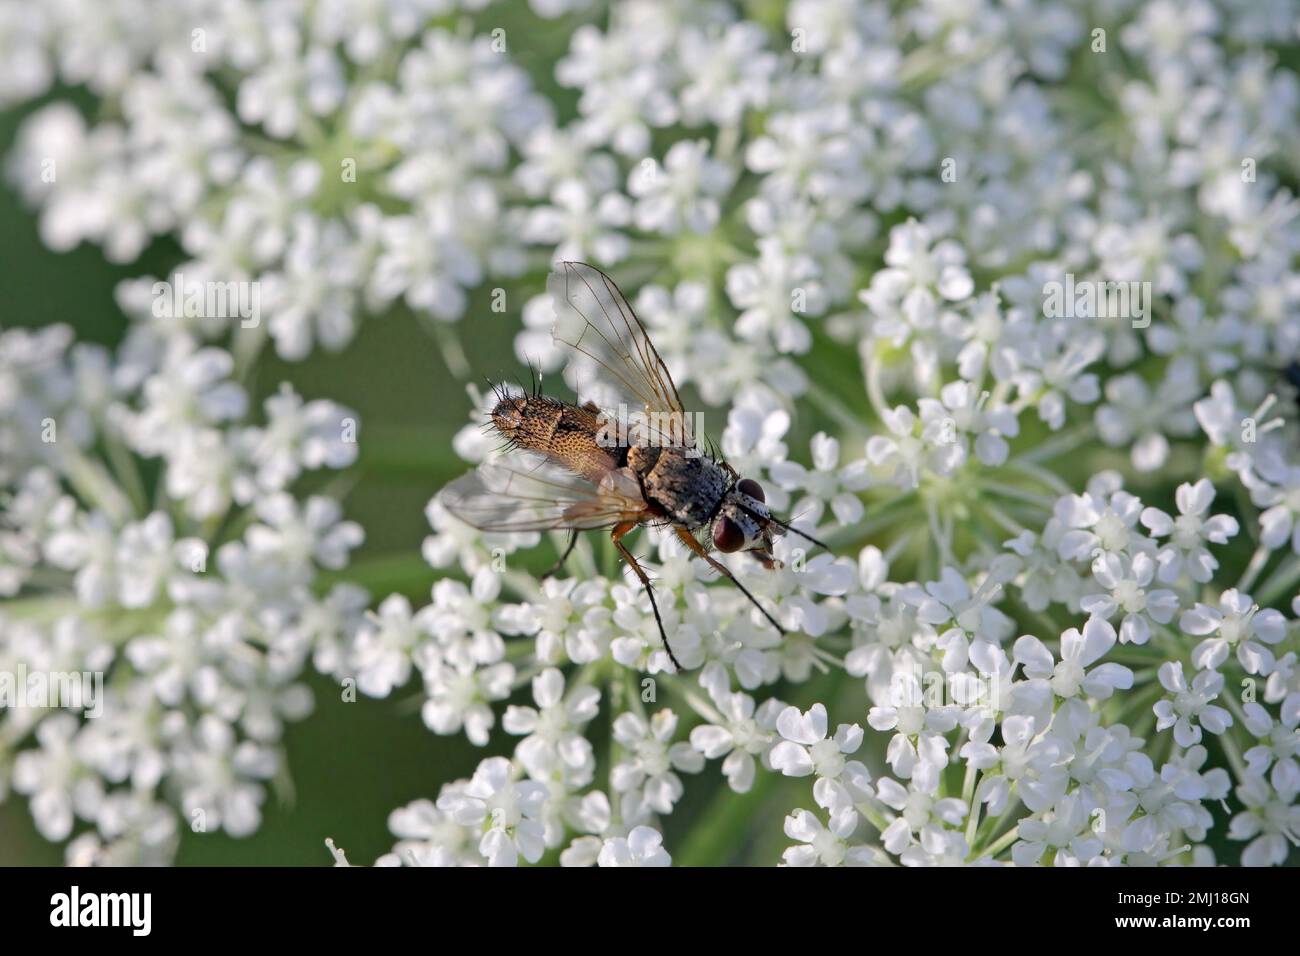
[441,456,648,533]
[548,261,695,450]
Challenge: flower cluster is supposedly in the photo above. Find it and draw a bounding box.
[2,0,1299,866]
[0,321,363,863]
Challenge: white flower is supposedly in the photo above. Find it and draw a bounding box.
[1014,618,1134,701]
[418,653,515,747]
[918,380,1020,467]
[1240,702,1300,791]
[1094,365,1200,472]
[1012,793,1102,866]
[118,336,248,457]
[1139,479,1239,583]
[720,386,791,481]
[596,826,670,867]
[907,566,1014,650]
[503,668,600,786]
[875,776,966,853]
[11,714,89,841]
[965,714,1067,815]
[770,703,864,780]
[521,178,631,265]
[170,715,277,838]
[676,23,775,127]
[688,665,782,793]
[781,809,848,866]
[864,404,947,489]
[627,139,734,235]
[261,216,364,360]
[767,432,868,525]
[238,384,358,495]
[867,679,959,787]
[436,757,548,867]
[610,710,703,815]
[1180,588,1287,675]
[351,594,426,698]
[1081,551,1179,645]
[374,798,469,868]
[1228,774,1300,867]
[861,220,975,330]
[1153,662,1233,747]
[726,238,827,354]
[1054,483,1146,561]
[899,825,978,866]
[1249,455,1300,555]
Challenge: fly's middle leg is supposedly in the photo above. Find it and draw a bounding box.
[540,528,579,580]
[612,520,684,673]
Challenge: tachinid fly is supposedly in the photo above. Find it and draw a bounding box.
[442,261,827,671]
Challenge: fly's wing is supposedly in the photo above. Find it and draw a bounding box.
[548,261,696,450]
[441,456,649,533]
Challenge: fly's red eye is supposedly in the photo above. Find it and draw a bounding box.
[736,478,765,502]
[713,516,745,553]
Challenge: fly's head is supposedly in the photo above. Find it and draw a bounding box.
[711,477,780,559]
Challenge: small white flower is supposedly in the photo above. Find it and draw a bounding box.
[1180,588,1287,675]
[1014,618,1134,701]
[770,702,864,780]
[610,710,703,815]
[627,140,734,235]
[596,826,671,867]
[1081,551,1179,645]
[1153,662,1233,747]
[1139,478,1239,583]
[436,757,548,867]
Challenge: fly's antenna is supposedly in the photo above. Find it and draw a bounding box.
[740,505,831,552]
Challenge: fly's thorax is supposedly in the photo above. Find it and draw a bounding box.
[639,448,729,528]
[626,444,660,474]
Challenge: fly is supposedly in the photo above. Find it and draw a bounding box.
[441,261,827,671]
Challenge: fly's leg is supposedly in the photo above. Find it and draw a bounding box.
[748,548,779,570]
[540,528,579,580]
[612,520,684,673]
[674,526,786,636]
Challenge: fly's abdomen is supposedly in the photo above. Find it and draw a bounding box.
[491,394,616,483]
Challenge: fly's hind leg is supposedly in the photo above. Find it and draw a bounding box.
[540,528,579,580]
[673,527,786,636]
[612,520,684,673]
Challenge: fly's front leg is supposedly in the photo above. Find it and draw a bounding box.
[612,520,684,673]
[540,528,579,580]
[673,526,786,636]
